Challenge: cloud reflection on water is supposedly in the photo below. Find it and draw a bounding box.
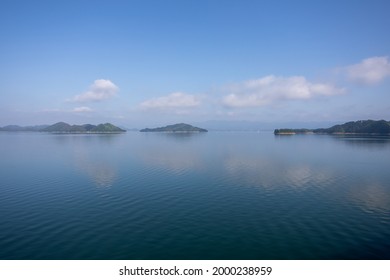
[349,182,390,215]
[52,134,121,189]
[136,132,205,174]
[224,154,335,190]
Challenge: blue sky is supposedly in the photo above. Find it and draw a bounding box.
[1,0,390,128]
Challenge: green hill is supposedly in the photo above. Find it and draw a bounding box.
[274,120,390,135]
[42,122,126,133]
[140,123,208,132]
[313,120,390,134]
[91,123,127,132]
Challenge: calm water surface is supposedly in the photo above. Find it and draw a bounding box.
[1,132,389,259]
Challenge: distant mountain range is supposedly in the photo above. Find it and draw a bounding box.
[274,120,390,135]
[0,125,49,132]
[0,122,126,133]
[140,123,208,132]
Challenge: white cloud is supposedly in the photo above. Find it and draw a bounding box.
[223,75,344,108]
[70,79,119,102]
[72,106,93,112]
[345,56,390,84]
[140,92,200,110]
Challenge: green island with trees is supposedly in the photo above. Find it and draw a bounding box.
[42,122,126,133]
[274,120,390,135]
[0,122,126,133]
[140,123,208,132]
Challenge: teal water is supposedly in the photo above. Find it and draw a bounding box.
[1,132,389,259]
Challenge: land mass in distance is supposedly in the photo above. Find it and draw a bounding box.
[0,122,126,133]
[140,123,208,132]
[43,122,126,133]
[274,120,390,135]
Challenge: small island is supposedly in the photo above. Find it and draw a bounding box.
[140,123,208,133]
[41,122,126,133]
[273,128,313,135]
[274,120,390,135]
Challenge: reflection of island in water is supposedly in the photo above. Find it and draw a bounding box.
[331,135,390,149]
[146,131,207,143]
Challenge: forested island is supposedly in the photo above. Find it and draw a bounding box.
[0,122,126,133]
[42,122,126,133]
[274,120,390,135]
[140,123,208,132]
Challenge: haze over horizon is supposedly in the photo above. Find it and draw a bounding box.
[1,0,390,129]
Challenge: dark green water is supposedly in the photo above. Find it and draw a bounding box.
[1,132,389,259]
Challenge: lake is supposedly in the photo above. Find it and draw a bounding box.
[0,131,389,259]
